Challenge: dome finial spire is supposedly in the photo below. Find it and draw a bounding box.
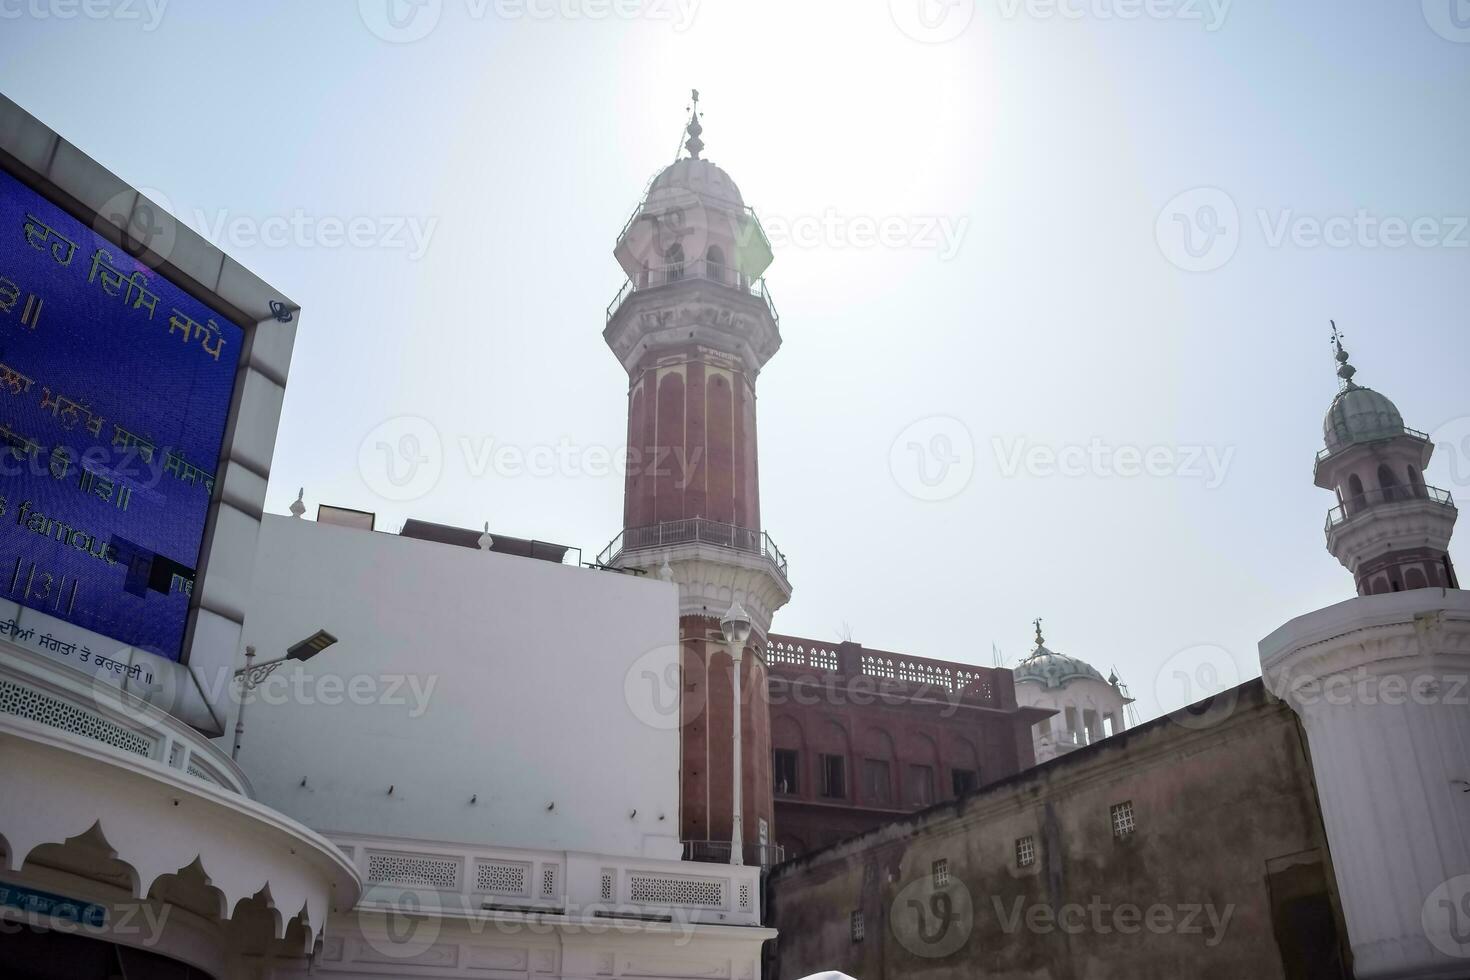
[1331,320,1358,390]
[1033,617,1045,649]
[683,88,705,161]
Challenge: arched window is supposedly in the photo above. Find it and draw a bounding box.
[771,715,805,798]
[705,245,726,283]
[905,733,939,808]
[1347,474,1366,514]
[1377,464,1401,502]
[859,728,896,806]
[1408,466,1426,497]
[815,721,850,801]
[664,243,684,283]
[1404,567,1429,590]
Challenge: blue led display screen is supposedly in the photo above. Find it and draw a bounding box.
[0,167,243,662]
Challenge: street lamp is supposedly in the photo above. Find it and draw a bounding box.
[719,602,752,867]
[231,629,338,761]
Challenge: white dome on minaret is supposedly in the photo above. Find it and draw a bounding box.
[1323,386,1406,452]
[1321,334,1408,452]
[647,157,745,209]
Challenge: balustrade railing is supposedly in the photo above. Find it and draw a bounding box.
[682,839,785,868]
[606,258,780,327]
[599,519,787,577]
[765,633,1000,701]
[338,833,764,926]
[1317,425,1429,462]
[1325,484,1455,530]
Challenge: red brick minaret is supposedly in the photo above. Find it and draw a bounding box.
[599,94,791,864]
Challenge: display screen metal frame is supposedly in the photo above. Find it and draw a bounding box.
[0,93,301,735]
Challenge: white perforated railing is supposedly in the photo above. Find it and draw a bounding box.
[766,634,1000,701]
[0,643,251,796]
[335,834,764,926]
[766,639,838,671]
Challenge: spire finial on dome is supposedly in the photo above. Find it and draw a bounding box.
[683,88,705,161]
[1033,617,1045,648]
[1331,320,1358,390]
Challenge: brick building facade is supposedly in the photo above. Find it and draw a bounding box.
[764,634,1050,859]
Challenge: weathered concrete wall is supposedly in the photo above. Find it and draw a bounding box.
[769,679,1349,980]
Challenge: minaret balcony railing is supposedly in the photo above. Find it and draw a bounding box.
[681,839,786,868]
[1325,484,1456,531]
[1315,425,1429,463]
[606,258,780,327]
[598,518,788,579]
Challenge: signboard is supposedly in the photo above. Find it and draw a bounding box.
[0,167,243,663]
[0,882,108,927]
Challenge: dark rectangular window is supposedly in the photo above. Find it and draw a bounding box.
[952,768,979,797]
[772,749,799,795]
[863,758,892,805]
[908,764,935,806]
[819,753,847,800]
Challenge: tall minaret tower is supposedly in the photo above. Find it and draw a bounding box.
[1314,323,1459,594]
[1261,324,1470,977]
[599,94,791,864]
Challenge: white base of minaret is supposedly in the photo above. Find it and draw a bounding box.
[615,542,791,643]
[1260,588,1470,979]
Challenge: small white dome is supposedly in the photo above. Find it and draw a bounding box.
[647,158,744,209]
[1014,644,1108,690]
[1323,385,1405,453]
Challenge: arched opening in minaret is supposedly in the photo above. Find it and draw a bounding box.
[1407,465,1426,498]
[706,244,726,283]
[664,243,685,282]
[1376,463,1403,502]
[1346,474,1366,514]
[1404,567,1429,590]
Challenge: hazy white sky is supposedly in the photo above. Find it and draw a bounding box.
[4,0,1467,723]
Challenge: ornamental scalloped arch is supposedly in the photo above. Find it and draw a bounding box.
[12,817,319,945]
[16,821,142,898]
[147,855,230,922]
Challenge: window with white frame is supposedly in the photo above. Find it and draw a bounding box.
[1016,835,1036,868]
[1111,800,1136,838]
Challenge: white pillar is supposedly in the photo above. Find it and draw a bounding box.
[730,642,744,866]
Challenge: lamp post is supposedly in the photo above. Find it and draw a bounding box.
[231,629,338,761]
[719,602,752,866]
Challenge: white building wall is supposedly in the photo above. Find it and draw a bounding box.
[232,515,684,861]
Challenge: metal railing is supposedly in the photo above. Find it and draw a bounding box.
[1325,484,1455,530]
[1317,426,1429,462]
[599,519,787,576]
[606,258,780,327]
[682,839,786,868]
